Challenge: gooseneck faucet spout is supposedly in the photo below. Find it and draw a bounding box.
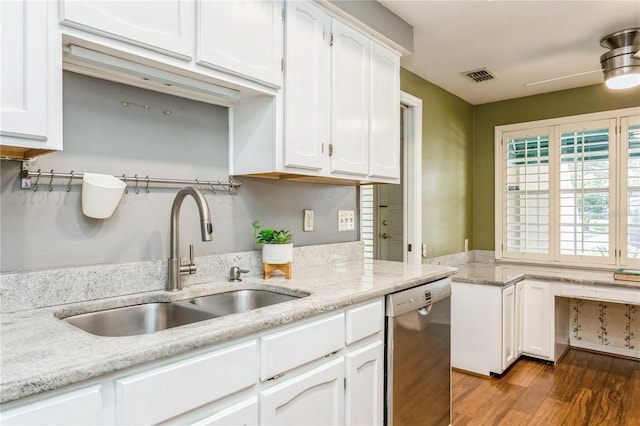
[167,187,213,291]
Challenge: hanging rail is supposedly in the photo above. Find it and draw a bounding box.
[20,167,241,195]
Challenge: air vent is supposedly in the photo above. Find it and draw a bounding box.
[462,68,495,83]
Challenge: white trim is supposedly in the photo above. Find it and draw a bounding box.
[496,107,640,133]
[400,91,422,264]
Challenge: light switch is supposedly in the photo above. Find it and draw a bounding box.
[338,210,355,232]
[304,209,314,232]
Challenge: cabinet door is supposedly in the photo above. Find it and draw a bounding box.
[1,0,47,142]
[59,1,193,59]
[198,1,283,87]
[0,385,102,426]
[516,280,524,355]
[369,41,400,180]
[522,280,552,359]
[283,0,330,171]
[345,341,384,426]
[502,284,518,370]
[259,357,345,425]
[330,19,369,176]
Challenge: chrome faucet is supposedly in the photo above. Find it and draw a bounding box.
[167,187,213,291]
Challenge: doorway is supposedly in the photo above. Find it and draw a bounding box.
[361,91,422,264]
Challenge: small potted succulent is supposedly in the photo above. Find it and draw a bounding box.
[251,220,293,265]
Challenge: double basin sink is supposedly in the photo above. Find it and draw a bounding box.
[62,289,305,337]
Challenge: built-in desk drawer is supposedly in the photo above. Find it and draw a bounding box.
[260,313,345,381]
[555,283,640,304]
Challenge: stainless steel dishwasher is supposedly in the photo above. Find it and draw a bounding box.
[385,277,452,426]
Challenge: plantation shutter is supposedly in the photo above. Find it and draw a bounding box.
[503,129,550,257]
[557,120,615,264]
[623,117,640,265]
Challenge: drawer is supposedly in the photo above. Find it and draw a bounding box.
[115,340,257,425]
[345,299,384,345]
[260,313,344,380]
[1,385,102,426]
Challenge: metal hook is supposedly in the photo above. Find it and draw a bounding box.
[226,179,233,195]
[47,169,54,192]
[33,169,41,192]
[66,171,74,192]
[134,174,139,194]
[122,174,128,194]
[145,175,150,193]
[208,180,216,194]
[196,178,204,194]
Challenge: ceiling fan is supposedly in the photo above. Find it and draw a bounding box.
[525,27,640,90]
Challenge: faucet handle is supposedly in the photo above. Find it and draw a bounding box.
[180,244,197,275]
[229,266,249,282]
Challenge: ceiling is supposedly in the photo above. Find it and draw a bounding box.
[378,0,640,105]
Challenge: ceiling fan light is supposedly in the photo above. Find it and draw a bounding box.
[605,72,640,89]
[600,28,640,90]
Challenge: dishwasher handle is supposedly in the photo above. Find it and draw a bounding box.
[417,305,432,316]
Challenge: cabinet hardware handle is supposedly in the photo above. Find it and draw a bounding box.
[268,373,285,381]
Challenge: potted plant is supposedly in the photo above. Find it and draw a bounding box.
[251,220,293,265]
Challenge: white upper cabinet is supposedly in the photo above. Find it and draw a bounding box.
[59,0,193,59]
[369,41,401,180]
[232,0,401,184]
[197,1,283,87]
[283,0,330,171]
[0,0,62,159]
[330,19,370,177]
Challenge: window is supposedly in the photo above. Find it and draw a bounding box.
[496,108,640,269]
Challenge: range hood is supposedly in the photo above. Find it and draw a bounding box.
[62,44,274,107]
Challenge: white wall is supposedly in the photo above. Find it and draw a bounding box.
[0,73,357,272]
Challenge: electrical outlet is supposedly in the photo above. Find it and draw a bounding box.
[464,238,469,252]
[303,209,314,232]
[422,244,427,258]
[338,209,355,232]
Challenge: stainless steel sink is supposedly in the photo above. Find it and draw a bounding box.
[187,289,303,315]
[62,302,219,337]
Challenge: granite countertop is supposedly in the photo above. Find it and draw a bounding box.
[0,259,456,404]
[453,262,640,291]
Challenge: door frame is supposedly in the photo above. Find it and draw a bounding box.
[400,91,423,264]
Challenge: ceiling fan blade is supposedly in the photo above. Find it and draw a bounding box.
[524,69,602,87]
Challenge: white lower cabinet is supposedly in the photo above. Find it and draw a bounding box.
[502,283,520,370]
[259,357,345,425]
[0,385,102,426]
[344,340,384,426]
[521,280,553,360]
[452,281,522,376]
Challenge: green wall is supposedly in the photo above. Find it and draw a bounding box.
[473,84,640,250]
[400,68,474,257]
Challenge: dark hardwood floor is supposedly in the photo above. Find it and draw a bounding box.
[452,349,640,425]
